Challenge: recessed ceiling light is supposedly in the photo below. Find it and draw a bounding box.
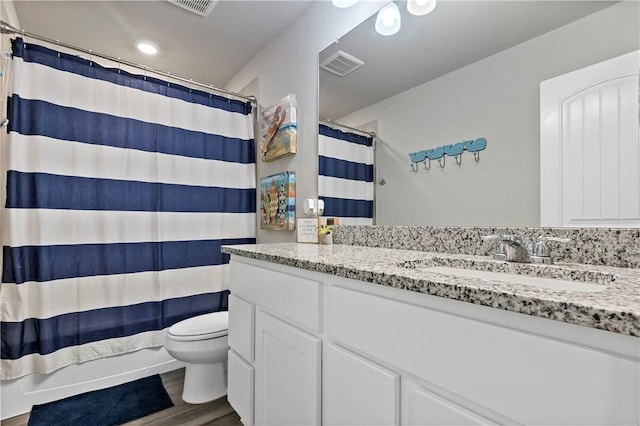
[137,41,158,55]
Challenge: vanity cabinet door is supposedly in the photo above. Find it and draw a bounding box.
[404,386,495,426]
[254,310,321,426]
[323,343,400,426]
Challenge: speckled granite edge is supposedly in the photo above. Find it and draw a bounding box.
[332,226,640,268]
[221,244,640,337]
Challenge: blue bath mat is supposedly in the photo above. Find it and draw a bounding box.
[28,374,174,426]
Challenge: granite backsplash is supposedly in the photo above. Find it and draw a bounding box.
[332,226,640,268]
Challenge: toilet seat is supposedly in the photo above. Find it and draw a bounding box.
[167,311,229,342]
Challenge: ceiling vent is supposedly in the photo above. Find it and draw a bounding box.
[320,51,364,77]
[168,0,218,17]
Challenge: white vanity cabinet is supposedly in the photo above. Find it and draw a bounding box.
[227,256,639,426]
[227,257,323,426]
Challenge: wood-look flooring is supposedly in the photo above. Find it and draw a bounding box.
[2,368,243,426]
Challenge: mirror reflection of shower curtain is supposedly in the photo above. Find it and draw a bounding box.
[318,124,374,225]
[0,38,256,380]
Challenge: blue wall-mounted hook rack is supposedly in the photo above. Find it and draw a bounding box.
[408,137,487,172]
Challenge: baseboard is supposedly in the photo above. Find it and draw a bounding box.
[0,347,184,420]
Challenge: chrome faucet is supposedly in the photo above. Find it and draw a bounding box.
[481,235,570,264]
[481,235,530,263]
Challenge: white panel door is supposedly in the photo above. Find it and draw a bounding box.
[323,343,400,426]
[254,310,321,426]
[540,50,639,227]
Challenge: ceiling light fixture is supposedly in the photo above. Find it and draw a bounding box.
[375,2,401,36]
[407,0,437,16]
[136,41,158,55]
[331,0,359,8]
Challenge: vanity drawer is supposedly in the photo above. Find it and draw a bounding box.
[228,349,254,426]
[229,258,322,331]
[228,294,254,363]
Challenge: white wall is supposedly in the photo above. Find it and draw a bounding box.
[338,1,639,226]
[226,1,384,243]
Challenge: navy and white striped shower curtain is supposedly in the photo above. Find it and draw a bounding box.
[0,38,256,379]
[318,124,374,225]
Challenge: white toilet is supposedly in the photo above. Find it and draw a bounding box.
[164,311,229,404]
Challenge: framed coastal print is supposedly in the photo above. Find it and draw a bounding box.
[259,94,297,162]
[260,171,296,230]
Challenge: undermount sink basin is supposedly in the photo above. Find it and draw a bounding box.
[422,266,607,293]
[398,257,614,293]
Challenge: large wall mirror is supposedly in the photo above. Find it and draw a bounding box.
[318,0,638,227]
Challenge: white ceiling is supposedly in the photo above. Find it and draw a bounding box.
[9,0,313,89]
[319,1,618,120]
[7,0,620,118]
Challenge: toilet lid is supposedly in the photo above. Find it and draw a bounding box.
[167,311,229,341]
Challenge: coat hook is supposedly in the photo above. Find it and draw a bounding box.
[455,155,462,166]
[438,156,446,168]
[473,151,480,162]
[410,162,419,173]
[423,159,431,171]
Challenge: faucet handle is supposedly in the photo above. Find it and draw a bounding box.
[531,236,571,264]
[481,235,507,260]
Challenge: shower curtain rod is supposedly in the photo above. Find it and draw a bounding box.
[0,20,256,104]
[319,118,376,138]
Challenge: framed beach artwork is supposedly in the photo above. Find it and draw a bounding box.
[260,171,296,230]
[260,94,297,162]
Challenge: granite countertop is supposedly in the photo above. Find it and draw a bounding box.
[222,243,640,337]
